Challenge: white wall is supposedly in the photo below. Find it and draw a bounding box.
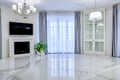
[0,5,2,59]
[0,5,39,58]
[105,6,113,56]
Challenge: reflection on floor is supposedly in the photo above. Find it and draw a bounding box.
[1,54,120,80]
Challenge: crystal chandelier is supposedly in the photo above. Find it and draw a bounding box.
[89,0,102,21]
[12,0,36,18]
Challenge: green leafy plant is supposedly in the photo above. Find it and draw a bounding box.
[34,41,47,54]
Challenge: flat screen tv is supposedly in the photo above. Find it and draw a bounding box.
[9,22,33,35]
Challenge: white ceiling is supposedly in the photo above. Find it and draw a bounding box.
[0,0,120,11]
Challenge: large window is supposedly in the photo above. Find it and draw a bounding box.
[47,13,75,53]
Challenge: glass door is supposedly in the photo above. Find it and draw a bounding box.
[83,12,105,54]
[94,18,104,53]
[83,14,93,53]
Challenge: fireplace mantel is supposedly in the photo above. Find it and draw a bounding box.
[9,37,34,57]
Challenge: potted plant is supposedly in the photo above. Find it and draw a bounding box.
[34,41,47,56]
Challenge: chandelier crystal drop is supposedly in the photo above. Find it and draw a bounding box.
[12,0,36,18]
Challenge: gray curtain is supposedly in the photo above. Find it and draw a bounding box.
[0,9,2,59]
[75,11,81,54]
[39,12,47,53]
[112,5,119,57]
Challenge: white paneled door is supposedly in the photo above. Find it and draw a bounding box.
[83,12,105,54]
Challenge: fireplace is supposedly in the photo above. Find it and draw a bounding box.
[9,38,34,57]
[14,42,30,55]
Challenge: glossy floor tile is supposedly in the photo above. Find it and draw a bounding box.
[0,54,120,80]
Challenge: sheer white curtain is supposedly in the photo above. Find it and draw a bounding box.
[47,12,75,53]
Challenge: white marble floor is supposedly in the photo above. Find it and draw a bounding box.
[1,54,120,80]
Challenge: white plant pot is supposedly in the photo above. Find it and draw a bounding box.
[40,52,45,56]
[37,51,45,56]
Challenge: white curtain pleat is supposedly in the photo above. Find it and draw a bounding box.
[47,12,75,53]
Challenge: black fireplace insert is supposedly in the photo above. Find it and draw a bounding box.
[14,41,30,55]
